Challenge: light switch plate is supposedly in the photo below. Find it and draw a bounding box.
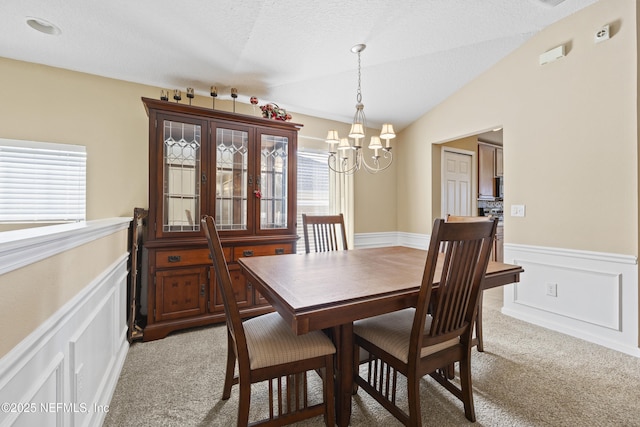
[511,204,526,217]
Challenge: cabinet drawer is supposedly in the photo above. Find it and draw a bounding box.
[155,247,231,268]
[234,243,293,259]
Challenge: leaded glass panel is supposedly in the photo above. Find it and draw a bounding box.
[216,128,248,230]
[260,135,288,229]
[163,120,201,232]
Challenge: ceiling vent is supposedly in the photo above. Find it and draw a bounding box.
[533,0,567,6]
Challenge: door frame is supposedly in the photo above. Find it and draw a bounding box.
[440,146,477,218]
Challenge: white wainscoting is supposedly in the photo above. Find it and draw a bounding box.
[0,219,130,427]
[360,231,640,357]
[354,231,399,248]
[503,243,639,357]
[354,231,430,250]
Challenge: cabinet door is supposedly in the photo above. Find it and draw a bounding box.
[213,123,254,235]
[154,115,206,239]
[210,265,252,313]
[495,148,503,177]
[254,288,270,306]
[154,267,207,322]
[478,144,496,199]
[257,130,295,234]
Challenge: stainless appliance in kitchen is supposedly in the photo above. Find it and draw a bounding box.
[477,176,504,221]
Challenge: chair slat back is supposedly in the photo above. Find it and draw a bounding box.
[201,216,249,363]
[412,218,498,352]
[446,214,493,223]
[302,214,348,253]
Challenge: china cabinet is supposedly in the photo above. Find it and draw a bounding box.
[141,97,301,341]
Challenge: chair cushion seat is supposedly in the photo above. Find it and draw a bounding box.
[354,308,458,363]
[243,312,336,370]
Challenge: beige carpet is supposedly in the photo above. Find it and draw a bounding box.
[104,288,640,426]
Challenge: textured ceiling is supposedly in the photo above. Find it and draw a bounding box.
[0,0,598,131]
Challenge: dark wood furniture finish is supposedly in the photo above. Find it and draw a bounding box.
[202,216,336,426]
[238,246,524,427]
[353,219,498,425]
[127,207,148,343]
[142,97,302,341]
[301,213,348,253]
[446,214,493,351]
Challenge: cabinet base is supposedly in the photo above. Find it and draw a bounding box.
[142,306,274,342]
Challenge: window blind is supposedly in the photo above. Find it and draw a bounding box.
[296,149,330,253]
[0,139,86,223]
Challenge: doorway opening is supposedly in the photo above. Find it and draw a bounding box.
[432,128,504,261]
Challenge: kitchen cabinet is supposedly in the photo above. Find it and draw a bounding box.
[478,142,503,199]
[495,147,503,177]
[141,97,301,341]
[493,225,504,262]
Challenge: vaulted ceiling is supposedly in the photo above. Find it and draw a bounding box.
[1,0,598,130]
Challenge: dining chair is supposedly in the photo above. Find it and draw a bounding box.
[301,213,348,253]
[446,214,493,352]
[201,215,336,427]
[353,217,498,426]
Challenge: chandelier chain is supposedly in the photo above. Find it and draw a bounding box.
[356,51,362,104]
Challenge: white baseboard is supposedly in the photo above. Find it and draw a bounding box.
[0,255,129,427]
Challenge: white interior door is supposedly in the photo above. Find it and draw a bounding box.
[442,149,474,217]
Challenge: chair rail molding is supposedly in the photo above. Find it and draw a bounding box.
[0,218,131,275]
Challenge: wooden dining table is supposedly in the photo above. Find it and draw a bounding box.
[238,246,524,427]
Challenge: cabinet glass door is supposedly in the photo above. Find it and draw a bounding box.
[162,120,201,232]
[216,127,249,230]
[259,134,288,230]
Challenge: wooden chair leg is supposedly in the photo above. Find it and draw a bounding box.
[475,290,484,352]
[237,380,251,427]
[407,372,422,427]
[222,329,236,400]
[458,352,476,422]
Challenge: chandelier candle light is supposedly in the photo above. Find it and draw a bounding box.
[186,87,194,105]
[210,86,217,109]
[231,87,238,112]
[326,44,395,174]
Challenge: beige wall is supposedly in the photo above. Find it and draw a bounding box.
[0,57,397,234]
[1,59,151,219]
[397,0,638,255]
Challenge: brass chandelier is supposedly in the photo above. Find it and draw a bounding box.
[326,44,395,174]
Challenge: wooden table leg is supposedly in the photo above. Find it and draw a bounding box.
[333,322,353,427]
[475,291,484,352]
